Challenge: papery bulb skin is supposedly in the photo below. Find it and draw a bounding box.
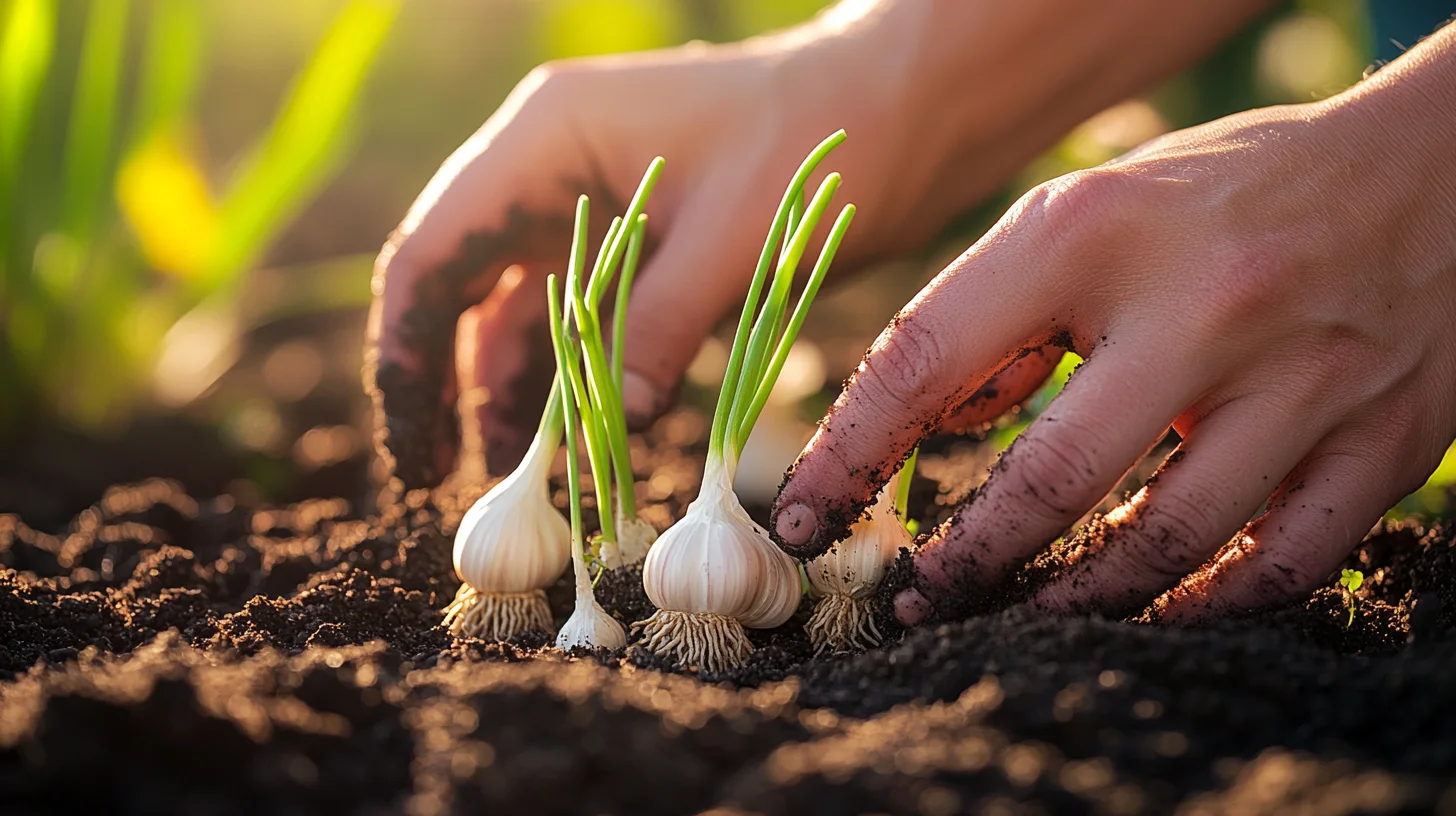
[441,441,571,641]
[804,482,910,653]
[635,461,803,672]
[610,513,658,567]
[740,533,803,628]
[641,464,799,625]
[556,593,627,651]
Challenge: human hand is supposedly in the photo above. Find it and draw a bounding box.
[367,0,1276,487]
[770,23,1456,623]
[365,4,987,487]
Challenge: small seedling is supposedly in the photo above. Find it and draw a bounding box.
[1338,569,1364,628]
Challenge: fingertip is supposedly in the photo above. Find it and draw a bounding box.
[772,502,818,551]
[894,587,933,627]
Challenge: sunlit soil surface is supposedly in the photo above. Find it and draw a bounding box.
[3,410,1455,814]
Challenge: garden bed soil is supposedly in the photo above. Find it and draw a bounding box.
[3,412,1456,815]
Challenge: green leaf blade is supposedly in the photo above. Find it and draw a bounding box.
[204,0,398,294]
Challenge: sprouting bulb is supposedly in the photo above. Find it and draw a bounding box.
[556,586,627,651]
[605,512,658,568]
[804,477,910,653]
[441,425,571,641]
[636,460,802,672]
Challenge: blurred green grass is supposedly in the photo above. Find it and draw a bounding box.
[0,0,1449,515]
[0,0,397,432]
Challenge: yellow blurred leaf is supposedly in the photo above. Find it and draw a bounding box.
[1427,442,1456,489]
[721,0,829,37]
[541,0,681,59]
[116,127,218,278]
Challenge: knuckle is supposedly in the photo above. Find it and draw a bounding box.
[856,317,949,422]
[376,231,416,284]
[505,62,586,123]
[1015,169,1135,255]
[1117,491,1222,583]
[1299,445,1384,492]
[520,61,573,97]
[1244,557,1322,608]
[996,433,1103,522]
[1190,244,1289,333]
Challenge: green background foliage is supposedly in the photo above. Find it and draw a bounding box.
[0,0,1448,516]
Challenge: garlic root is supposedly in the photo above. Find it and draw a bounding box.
[442,584,553,640]
[805,591,882,654]
[633,609,753,673]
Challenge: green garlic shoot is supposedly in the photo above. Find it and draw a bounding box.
[548,262,626,651]
[566,159,664,568]
[636,130,856,672]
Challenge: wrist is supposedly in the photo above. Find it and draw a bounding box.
[1324,22,1456,193]
[766,0,1280,225]
[1317,23,1456,273]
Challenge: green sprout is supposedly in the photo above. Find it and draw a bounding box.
[1339,568,1364,628]
[561,160,664,568]
[894,445,919,530]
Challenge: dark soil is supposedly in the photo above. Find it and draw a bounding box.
[3,417,1456,815]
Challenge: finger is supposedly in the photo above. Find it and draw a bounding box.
[937,346,1062,434]
[1154,422,1432,623]
[1028,393,1325,615]
[903,342,1207,622]
[367,71,583,487]
[617,171,781,426]
[769,219,1078,558]
[456,266,556,479]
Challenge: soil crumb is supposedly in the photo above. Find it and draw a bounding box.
[3,425,1456,814]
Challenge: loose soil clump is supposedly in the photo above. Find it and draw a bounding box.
[3,421,1455,814]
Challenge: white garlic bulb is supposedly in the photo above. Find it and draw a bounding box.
[556,590,627,651]
[635,461,802,672]
[642,462,800,623]
[805,477,910,653]
[441,430,571,641]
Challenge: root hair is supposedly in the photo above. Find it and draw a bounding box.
[805,592,881,654]
[632,610,752,673]
[442,584,554,641]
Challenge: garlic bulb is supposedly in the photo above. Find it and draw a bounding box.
[441,421,571,641]
[805,476,910,653]
[556,582,626,651]
[636,461,801,672]
[634,130,854,672]
[603,512,658,568]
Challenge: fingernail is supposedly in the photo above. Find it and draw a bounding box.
[774,502,817,548]
[621,370,662,427]
[894,587,933,626]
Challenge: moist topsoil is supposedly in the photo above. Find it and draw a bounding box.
[3,415,1456,815]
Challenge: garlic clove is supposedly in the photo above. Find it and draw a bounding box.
[738,528,803,629]
[556,595,627,650]
[803,479,910,652]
